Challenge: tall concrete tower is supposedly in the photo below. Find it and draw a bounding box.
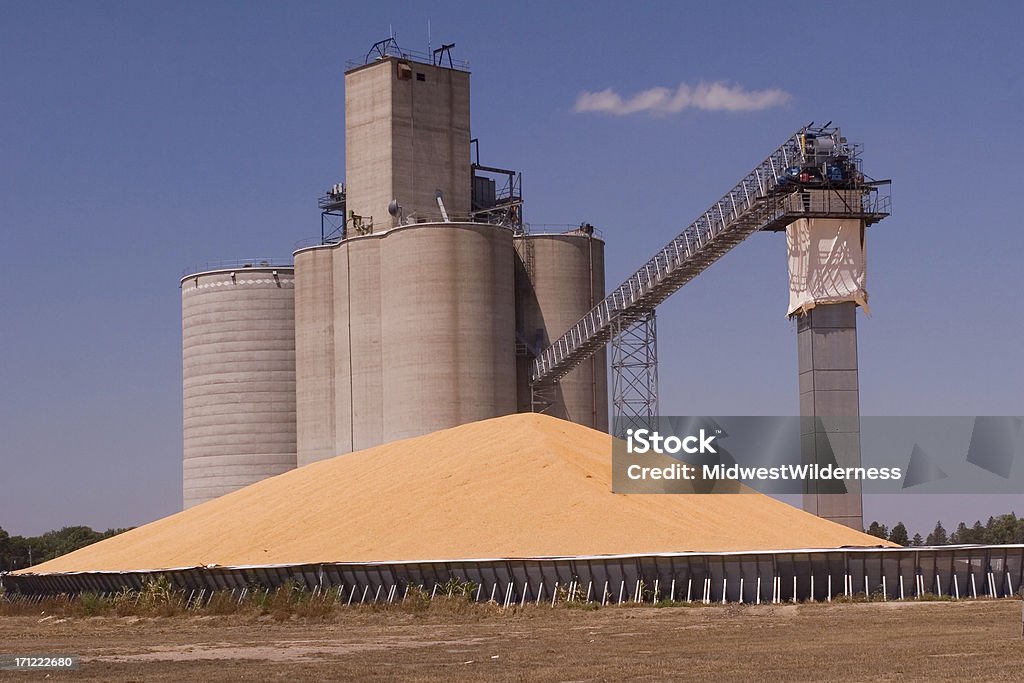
[182,44,608,492]
[293,47,608,466]
[345,57,471,228]
[787,207,869,531]
[296,50,517,465]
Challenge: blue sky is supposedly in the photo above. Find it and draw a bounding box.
[2,1,1022,536]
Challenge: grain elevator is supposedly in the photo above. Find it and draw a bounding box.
[181,41,608,504]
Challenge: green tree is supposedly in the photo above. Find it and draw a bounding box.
[0,525,131,570]
[984,513,1019,544]
[37,526,104,562]
[866,521,889,540]
[926,521,948,546]
[3,535,40,570]
[911,533,924,546]
[950,522,971,544]
[0,527,10,571]
[888,522,910,546]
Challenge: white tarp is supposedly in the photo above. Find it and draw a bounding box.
[786,218,868,317]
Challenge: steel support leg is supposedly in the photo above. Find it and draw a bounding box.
[611,312,659,437]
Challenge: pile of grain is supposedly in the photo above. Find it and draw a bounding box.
[19,413,890,574]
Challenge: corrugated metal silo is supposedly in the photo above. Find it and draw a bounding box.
[516,232,608,431]
[180,265,297,507]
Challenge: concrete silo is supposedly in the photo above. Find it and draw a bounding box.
[237,46,607,473]
[180,265,297,507]
[380,222,517,443]
[294,221,517,464]
[515,230,608,431]
[293,249,335,467]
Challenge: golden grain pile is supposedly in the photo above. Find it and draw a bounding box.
[20,413,890,574]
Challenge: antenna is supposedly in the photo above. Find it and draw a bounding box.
[427,19,431,56]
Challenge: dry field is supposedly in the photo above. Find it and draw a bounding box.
[1,599,1022,681]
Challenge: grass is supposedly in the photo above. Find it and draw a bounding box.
[0,580,507,620]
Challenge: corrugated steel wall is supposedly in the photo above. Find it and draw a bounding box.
[5,546,1023,604]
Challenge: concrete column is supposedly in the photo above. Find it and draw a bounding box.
[798,301,864,531]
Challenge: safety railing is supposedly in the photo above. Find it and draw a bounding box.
[531,128,890,386]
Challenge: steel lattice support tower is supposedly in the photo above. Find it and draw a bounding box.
[610,312,659,437]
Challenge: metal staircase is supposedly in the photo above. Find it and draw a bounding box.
[530,125,890,406]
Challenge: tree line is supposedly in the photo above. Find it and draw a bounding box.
[0,526,131,571]
[865,513,1024,547]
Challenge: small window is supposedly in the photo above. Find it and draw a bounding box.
[416,72,426,82]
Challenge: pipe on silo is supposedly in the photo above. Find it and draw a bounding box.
[334,235,384,453]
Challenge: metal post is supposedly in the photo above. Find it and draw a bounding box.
[529,381,558,415]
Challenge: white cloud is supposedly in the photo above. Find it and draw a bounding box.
[574,81,790,115]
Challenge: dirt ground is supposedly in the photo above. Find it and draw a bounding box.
[1,600,1022,681]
